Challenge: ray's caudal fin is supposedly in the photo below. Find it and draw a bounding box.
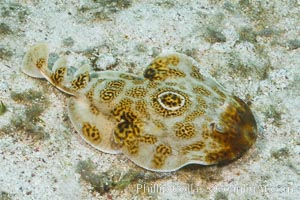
[22,43,91,96]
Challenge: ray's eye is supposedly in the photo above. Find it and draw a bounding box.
[210,122,226,133]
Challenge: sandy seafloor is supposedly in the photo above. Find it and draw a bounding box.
[0,0,299,199]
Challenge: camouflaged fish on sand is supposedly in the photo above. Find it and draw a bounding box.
[22,43,257,172]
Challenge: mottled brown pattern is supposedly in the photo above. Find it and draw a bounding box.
[135,100,149,118]
[22,44,258,172]
[139,134,157,144]
[144,55,182,81]
[120,74,141,80]
[36,58,46,68]
[126,86,148,98]
[99,88,121,102]
[196,96,208,109]
[174,122,196,139]
[82,122,102,144]
[190,66,204,81]
[212,86,226,100]
[181,141,205,154]
[107,80,126,88]
[90,104,100,115]
[71,71,90,90]
[50,67,66,85]
[168,68,186,78]
[193,86,211,96]
[204,96,257,164]
[185,109,206,121]
[152,144,172,168]
[111,98,133,121]
[99,80,125,102]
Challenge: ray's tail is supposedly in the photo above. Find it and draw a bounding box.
[22,43,91,96]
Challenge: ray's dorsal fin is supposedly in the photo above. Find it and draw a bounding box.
[22,43,93,96]
[22,43,49,78]
[43,56,77,95]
